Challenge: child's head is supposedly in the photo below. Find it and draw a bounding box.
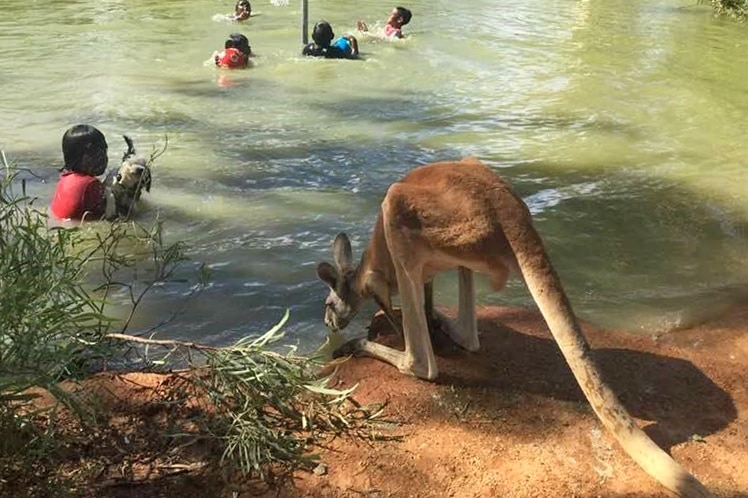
[312,20,334,48]
[234,0,251,20]
[229,32,251,57]
[61,124,108,176]
[217,33,251,67]
[388,6,412,27]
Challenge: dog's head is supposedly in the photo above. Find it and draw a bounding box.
[111,135,152,217]
[115,156,151,199]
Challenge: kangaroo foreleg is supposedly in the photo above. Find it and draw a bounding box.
[371,281,439,341]
[371,294,403,341]
[334,336,412,367]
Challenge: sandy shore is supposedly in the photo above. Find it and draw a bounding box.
[3,304,746,498]
[274,304,748,498]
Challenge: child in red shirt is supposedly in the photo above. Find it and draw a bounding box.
[214,33,252,68]
[50,124,109,221]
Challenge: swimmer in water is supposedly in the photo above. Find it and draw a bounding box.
[233,0,251,21]
[302,20,359,59]
[357,6,412,39]
[50,124,110,221]
[214,33,252,68]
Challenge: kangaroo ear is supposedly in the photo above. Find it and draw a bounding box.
[317,261,339,288]
[332,232,353,271]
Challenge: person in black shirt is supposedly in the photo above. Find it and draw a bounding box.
[302,20,359,59]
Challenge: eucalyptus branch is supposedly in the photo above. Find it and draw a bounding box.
[104,310,390,481]
[104,333,220,352]
[147,134,169,167]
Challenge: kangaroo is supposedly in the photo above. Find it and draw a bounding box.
[316,157,712,497]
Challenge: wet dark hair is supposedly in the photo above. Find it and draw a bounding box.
[395,6,412,25]
[302,42,324,57]
[228,32,251,56]
[312,20,334,48]
[234,0,251,17]
[61,124,107,174]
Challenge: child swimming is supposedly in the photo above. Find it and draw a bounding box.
[357,6,412,39]
[214,33,252,68]
[49,124,110,221]
[302,20,359,59]
[212,0,252,24]
[233,0,251,21]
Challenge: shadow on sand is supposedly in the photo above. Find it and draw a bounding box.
[366,306,737,453]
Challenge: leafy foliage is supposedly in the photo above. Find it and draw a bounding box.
[0,154,386,488]
[193,311,383,481]
[703,0,747,20]
[116,311,388,483]
[0,154,193,443]
[0,170,111,414]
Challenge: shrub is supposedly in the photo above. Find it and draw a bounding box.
[704,0,747,20]
[0,155,384,488]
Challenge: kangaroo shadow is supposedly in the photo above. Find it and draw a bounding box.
[367,308,737,453]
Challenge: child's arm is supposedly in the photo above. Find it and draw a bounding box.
[104,188,117,219]
[344,35,360,56]
[83,179,108,220]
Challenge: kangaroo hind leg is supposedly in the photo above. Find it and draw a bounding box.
[434,266,480,352]
[347,269,437,380]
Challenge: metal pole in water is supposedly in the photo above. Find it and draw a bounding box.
[301,0,309,45]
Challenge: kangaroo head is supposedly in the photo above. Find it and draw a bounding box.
[316,232,365,331]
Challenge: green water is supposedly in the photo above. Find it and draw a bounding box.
[1,0,747,347]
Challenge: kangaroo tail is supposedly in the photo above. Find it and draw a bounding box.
[501,206,712,497]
